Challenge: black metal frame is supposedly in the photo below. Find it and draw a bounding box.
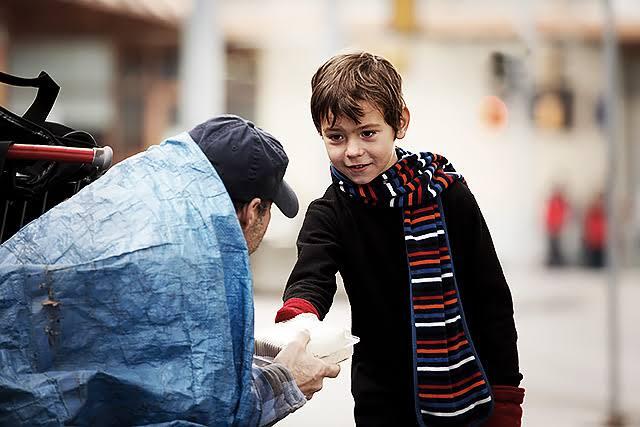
[0,71,111,243]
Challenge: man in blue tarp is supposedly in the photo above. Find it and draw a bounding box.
[0,115,339,426]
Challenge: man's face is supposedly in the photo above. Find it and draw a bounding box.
[244,202,272,254]
[321,101,408,185]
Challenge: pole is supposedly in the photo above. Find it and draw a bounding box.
[602,1,624,425]
[178,0,224,129]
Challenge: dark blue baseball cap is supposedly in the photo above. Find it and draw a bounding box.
[189,115,299,218]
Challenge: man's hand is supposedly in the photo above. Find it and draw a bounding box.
[273,330,341,400]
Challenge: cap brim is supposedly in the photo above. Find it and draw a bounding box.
[273,179,299,218]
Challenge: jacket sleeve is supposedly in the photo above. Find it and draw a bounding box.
[279,198,342,320]
[251,363,306,426]
[443,182,523,387]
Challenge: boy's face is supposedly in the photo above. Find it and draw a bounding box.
[321,101,409,185]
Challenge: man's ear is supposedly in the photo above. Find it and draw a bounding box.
[237,198,262,230]
[396,107,411,139]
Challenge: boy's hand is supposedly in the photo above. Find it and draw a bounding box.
[482,385,525,427]
[274,330,340,399]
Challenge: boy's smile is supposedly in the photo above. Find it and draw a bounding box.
[321,101,410,185]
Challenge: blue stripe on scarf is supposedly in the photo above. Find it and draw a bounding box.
[410,267,444,275]
[420,389,491,410]
[414,313,445,319]
[412,307,460,318]
[417,348,474,364]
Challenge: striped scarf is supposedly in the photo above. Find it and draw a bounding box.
[331,148,493,426]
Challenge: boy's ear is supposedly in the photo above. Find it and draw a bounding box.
[396,107,411,139]
[237,198,262,231]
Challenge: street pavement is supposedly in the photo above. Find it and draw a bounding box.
[253,267,640,426]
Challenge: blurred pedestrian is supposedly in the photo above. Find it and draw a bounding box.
[582,192,606,268]
[544,185,570,266]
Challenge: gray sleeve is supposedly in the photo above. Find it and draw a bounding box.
[252,363,306,426]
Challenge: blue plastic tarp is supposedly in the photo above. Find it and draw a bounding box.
[0,133,258,426]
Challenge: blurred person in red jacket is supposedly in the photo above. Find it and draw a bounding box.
[583,192,606,268]
[544,185,570,267]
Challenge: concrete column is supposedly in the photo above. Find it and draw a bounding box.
[602,1,624,425]
[508,1,541,267]
[178,0,224,129]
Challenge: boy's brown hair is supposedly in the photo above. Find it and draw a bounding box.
[310,52,406,135]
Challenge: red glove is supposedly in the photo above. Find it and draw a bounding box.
[482,386,525,427]
[275,298,319,323]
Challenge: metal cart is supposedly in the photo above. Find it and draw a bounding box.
[0,71,112,243]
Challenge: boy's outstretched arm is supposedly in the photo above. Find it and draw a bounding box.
[276,197,342,322]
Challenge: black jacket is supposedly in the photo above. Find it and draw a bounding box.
[283,181,522,426]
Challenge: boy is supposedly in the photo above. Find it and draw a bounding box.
[275,52,524,426]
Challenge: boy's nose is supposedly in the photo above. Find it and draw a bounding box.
[345,140,364,158]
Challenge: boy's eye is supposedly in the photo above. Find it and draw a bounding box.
[327,134,344,142]
[361,130,377,138]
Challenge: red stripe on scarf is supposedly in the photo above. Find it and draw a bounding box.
[367,184,377,202]
[404,213,441,225]
[419,372,483,390]
[414,303,445,310]
[417,331,466,345]
[413,294,444,301]
[419,380,487,399]
[411,205,437,215]
[417,340,470,354]
[410,259,441,266]
[408,250,440,257]
[435,175,449,188]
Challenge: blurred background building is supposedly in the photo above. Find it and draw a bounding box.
[2,0,640,272]
[1,0,639,425]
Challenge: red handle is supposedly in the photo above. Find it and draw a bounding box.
[6,144,95,163]
[5,144,113,170]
